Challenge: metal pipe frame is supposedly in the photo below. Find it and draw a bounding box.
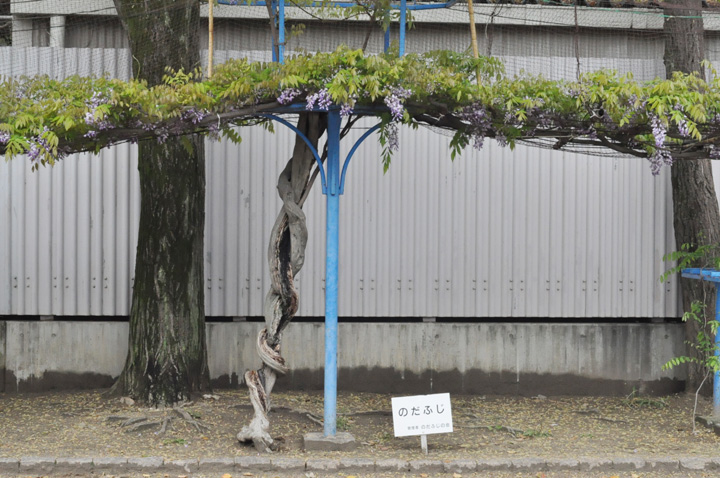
[218,0,458,58]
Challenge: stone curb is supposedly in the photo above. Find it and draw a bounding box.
[0,456,718,475]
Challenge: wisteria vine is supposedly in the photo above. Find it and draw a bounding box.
[0,47,719,174]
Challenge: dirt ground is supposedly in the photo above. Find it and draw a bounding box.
[0,389,719,462]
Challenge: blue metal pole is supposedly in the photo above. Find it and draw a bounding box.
[715,283,720,417]
[399,0,406,56]
[271,0,278,62]
[384,26,390,53]
[278,0,285,64]
[324,109,341,437]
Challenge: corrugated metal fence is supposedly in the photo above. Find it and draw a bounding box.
[0,48,689,318]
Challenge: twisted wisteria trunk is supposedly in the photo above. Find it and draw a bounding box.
[238,113,326,452]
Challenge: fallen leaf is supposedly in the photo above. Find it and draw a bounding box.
[453,473,462,478]
[222,474,232,478]
[420,474,428,478]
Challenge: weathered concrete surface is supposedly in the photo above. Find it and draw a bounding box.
[2,321,686,395]
[303,432,358,452]
[3,321,125,392]
[0,320,5,393]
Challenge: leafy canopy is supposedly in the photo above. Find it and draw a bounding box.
[2,46,720,173]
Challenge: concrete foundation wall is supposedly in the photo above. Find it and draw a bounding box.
[0,321,685,396]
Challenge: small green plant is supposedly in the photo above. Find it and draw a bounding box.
[336,415,351,431]
[661,241,720,433]
[662,299,719,433]
[663,300,720,374]
[660,241,720,284]
[377,431,393,442]
[522,429,551,438]
[163,438,188,446]
[623,388,668,409]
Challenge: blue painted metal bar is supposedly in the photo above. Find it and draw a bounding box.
[324,109,341,437]
[399,0,406,56]
[259,114,327,193]
[715,289,720,416]
[270,0,278,62]
[681,267,720,417]
[339,123,382,194]
[384,26,390,53]
[682,268,720,282]
[278,0,285,63]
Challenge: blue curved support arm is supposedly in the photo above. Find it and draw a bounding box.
[339,123,381,194]
[260,113,327,193]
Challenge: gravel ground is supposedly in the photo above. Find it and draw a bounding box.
[0,388,719,476]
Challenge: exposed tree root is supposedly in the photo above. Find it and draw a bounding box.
[107,401,210,435]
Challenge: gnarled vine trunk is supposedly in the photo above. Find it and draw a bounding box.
[109,0,210,405]
[238,113,327,451]
[663,0,720,391]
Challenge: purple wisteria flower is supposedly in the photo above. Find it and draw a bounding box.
[154,127,170,144]
[458,103,492,151]
[306,89,332,111]
[27,142,40,162]
[384,87,412,122]
[672,103,690,138]
[711,145,720,160]
[277,88,301,105]
[181,107,209,125]
[340,103,354,117]
[207,122,221,142]
[0,131,10,144]
[648,149,673,176]
[650,114,666,148]
[25,127,65,163]
[27,127,54,162]
[84,91,115,139]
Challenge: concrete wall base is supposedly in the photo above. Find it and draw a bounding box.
[0,321,686,395]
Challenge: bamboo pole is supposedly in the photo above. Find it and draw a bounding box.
[208,0,215,78]
[467,0,479,60]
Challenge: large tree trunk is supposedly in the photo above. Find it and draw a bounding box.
[238,113,326,452]
[110,0,210,405]
[664,0,720,391]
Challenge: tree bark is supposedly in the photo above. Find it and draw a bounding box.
[664,0,720,391]
[110,0,210,405]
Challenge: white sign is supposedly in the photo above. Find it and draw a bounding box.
[391,393,453,437]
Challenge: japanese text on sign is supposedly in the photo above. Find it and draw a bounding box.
[391,393,453,437]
